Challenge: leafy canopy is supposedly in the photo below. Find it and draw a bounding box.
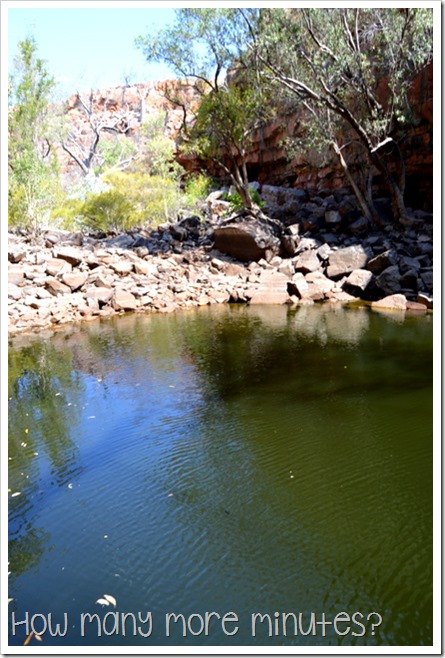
[9,37,60,229]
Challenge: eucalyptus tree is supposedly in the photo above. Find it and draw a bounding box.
[248,7,433,225]
[8,37,59,229]
[136,8,270,213]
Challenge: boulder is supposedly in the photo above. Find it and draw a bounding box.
[349,216,369,236]
[375,265,402,295]
[406,301,427,313]
[213,216,282,262]
[417,293,433,309]
[170,224,189,242]
[8,266,25,286]
[289,271,334,301]
[46,258,72,277]
[8,283,23,301]
[326,245,371,279]
[53,246,83,266]
[84,286,114,305]
[325,210,342,225]
[111,261,134,276]
[281,224,301,256]
[45,277,72,297]
[8,245,27,263]
[371,294,407,311]
[342,269,373,296]
[105,234,135,249]
[294,250,321,274]
[420,269,433,291]
[61,272,88,291]
[247,270,290,304]
[366,249,398,275]
[112,290,138,311]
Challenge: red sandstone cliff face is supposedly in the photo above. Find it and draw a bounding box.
[59,63,432,208]
[59,80,199,183]
[202,62,433,209]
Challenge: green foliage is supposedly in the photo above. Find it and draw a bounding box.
[93,133,138,176]
[54,171,184,233]
[8,37,60,229]
[50,197,85,230]
[255,8,433,220]
[183,172,213,207]
[137,112,182,179]
[136,9,268,212]
[222,188,263,211]
[136,9,259,91]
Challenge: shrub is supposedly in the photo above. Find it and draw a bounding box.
[222,187,263,211]
[182,172,214,214]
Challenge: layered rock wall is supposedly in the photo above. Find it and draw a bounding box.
[60,63,432,208]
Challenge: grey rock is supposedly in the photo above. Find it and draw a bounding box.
[104,234,135,249]
[349,216,369,236]
[366,249,399,275]
[325,210,342,224]
[375,265,402,295]
[342,269,373,295]
[294,250,321,274]
[214,217,282,262]
[247,270,290,304]
[326,245,371,279]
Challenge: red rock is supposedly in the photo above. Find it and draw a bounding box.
[46,258,72,276]
[112,290,138,311]
[53,246,83,266]
[45,277,72,297]
[61,272,88,291]
[371,294,407,311]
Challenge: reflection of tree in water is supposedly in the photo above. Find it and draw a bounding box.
[8,340,84,579]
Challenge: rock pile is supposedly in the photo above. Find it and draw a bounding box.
[8,185,433,335]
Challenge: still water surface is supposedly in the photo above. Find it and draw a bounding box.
[8,304,433,646]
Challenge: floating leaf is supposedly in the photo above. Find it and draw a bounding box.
[103,594,117,607]
[24,429,29,434]
[8,598,13,604]
[35,634,42,642]
[11,492,21,498]
[23,632,34,646]
[95,598,110,606]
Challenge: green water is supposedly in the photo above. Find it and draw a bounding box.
[8,304,433,647]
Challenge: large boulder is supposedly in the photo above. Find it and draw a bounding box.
[326,245,371,279]
[246,271,290,305]
[213,215,282,262]
[375,265,402,295]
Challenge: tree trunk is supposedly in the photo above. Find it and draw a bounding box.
[370,151,411,224]
[331,141,377,227]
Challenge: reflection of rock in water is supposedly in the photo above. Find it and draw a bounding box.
[289,304,370,346]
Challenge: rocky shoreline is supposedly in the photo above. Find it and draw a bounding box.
[8,185,433,336]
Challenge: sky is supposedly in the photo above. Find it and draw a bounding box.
[7,4,180,100]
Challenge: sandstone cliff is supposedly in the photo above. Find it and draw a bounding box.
[60,63,432,209]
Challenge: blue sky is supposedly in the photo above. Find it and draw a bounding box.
[7,5,179,99]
